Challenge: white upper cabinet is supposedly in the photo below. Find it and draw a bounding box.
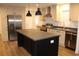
[70,4,79,21]
[56,4,70,22]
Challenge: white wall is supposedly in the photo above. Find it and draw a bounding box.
[75,21,79,54]
[25,8,44,29]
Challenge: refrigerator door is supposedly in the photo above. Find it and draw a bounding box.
[7,15,22,41]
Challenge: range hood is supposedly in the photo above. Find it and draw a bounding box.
[45,6,52,17]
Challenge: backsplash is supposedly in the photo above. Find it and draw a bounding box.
[69,21,78,28]
[44,18,78,28]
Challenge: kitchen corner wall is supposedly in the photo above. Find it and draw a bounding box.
[43,4,78,28]
[0,6,25,41]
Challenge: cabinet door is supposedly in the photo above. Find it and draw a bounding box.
[59,31,65,47]
[17,33,23,46]
[70,34,77,50]
[65,33,71,48]
[70,4,79,21]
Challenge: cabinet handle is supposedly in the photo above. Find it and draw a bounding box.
[72,34,77,36]
[66,33,77,36]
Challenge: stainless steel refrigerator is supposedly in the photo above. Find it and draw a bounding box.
[7,15,22,41]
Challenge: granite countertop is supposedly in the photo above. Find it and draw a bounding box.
[38,25,77,34]
[53,27,77,34]
[17,29,60,41]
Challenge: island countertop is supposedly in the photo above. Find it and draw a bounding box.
[17,29,60,41]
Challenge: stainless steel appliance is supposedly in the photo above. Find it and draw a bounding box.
[7,15,22,41]
[65,31,77,50]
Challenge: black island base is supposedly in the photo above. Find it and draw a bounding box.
[17,29,59,56]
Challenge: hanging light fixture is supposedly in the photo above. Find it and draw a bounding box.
[26,4,32,16]
[35,8,42,15]
[35,4,42,15]
[26,10,32,16]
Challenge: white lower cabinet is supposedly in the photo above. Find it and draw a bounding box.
[59,31,65,47]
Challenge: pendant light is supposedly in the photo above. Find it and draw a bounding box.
[26,10,32,16]
[26,4,32,16]
[35,4,42,15]
[35,8,42,15]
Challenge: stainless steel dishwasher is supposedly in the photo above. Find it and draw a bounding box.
[65,31,77,50]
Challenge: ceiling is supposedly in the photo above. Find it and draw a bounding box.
[0,3,56,8]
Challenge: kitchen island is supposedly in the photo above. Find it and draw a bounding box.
[17,29,59,56]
